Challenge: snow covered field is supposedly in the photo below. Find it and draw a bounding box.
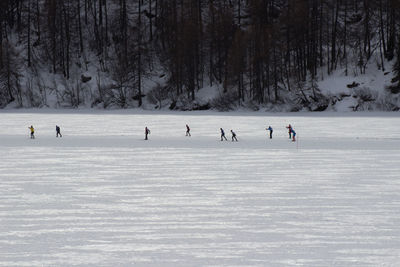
[0,111,399,266]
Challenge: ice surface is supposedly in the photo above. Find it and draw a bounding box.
[0,111,399,266]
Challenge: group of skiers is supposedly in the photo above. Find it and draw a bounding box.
[219,128,238,142]
[27,124,297,142]
[286,124,296,142]
[219,124,295,142]
[28,125,62,139]
[264,124,296,141]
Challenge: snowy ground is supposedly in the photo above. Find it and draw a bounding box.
[0,111,399,266]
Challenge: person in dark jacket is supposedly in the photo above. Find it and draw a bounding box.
[266,126,273,139]
[231,130,238,142]
[145,127,151,140]
[220,128,227,141]
[186,124,191,137]
[56,125,62,137]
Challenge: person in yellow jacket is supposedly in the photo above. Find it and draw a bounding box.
[28,125,35,139]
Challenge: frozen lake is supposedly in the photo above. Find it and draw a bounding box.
[0,111,399,266]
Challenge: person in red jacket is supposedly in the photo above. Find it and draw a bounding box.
[286,124,292,139]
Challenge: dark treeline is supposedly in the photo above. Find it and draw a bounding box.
[1,0,400,110]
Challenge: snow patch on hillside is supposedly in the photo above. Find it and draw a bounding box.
[4,40,400,112]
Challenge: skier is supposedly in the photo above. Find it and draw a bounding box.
[186,124,191,137]
[56,125,62,137]
[220,128,227,141]
[266,126,273,139]
[28,125,35,139]
[145,127,151,140]
[286,124,292,139]
[291,128,296,142]
[231,130,238,142]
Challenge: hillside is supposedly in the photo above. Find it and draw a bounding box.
[1,0,400,111]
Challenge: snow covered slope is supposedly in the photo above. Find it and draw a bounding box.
[315,62,399,112]
[0,111,399,266]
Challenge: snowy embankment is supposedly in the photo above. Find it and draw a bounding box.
[0,111,399,266]
[315,62,400,112]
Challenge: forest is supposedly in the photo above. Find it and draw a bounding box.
[1,0,400,110]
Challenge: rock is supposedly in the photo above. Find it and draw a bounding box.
[81,74,92,83]
[313,104,328,111]
[169,101,177,110]
[192,103,211,110]
[132,94,146,100]
[347,82,359,88]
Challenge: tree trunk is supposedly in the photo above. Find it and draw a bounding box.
[27,0,31,67]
